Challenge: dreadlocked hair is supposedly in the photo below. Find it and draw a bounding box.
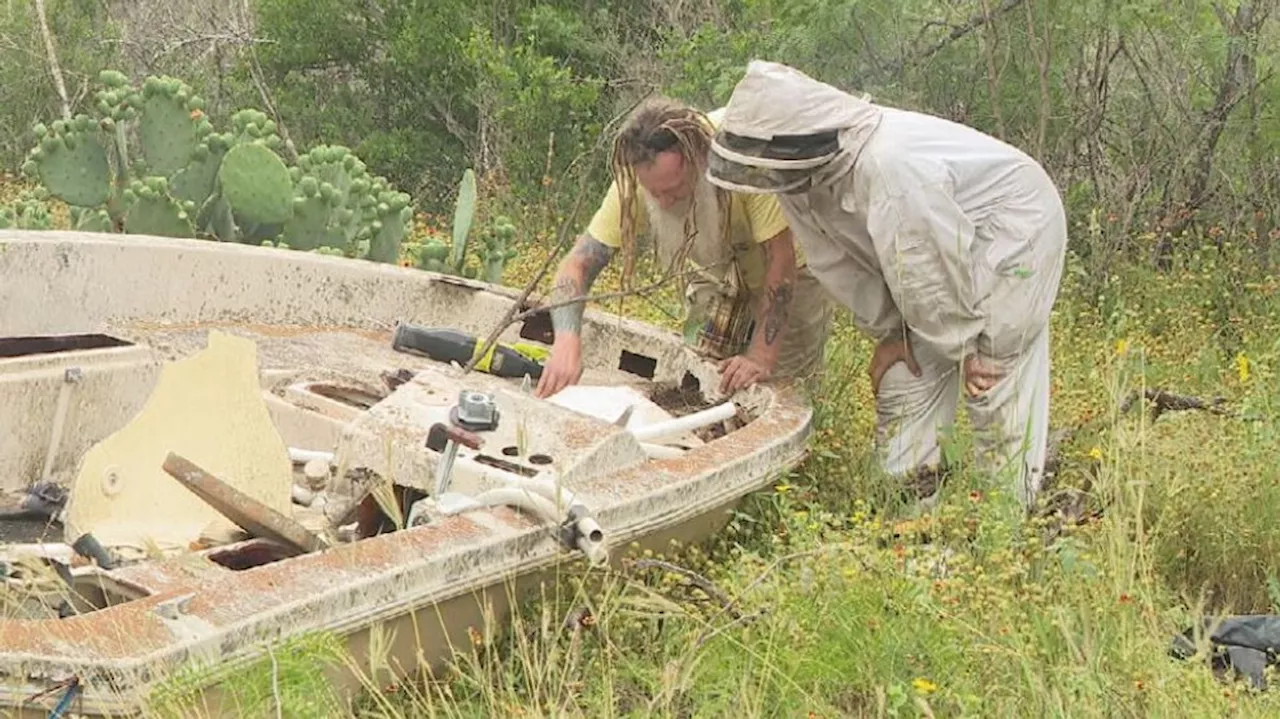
[609,97,732,292]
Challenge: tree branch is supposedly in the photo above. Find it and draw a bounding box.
[458,90,654,376]
[32,0,71,120]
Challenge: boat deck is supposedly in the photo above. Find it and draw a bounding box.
[0,230,813,717]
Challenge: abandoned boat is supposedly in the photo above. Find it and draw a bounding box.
[0,229,814,717]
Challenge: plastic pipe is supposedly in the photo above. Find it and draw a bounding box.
[40,370,80,483]
[640,442,687,459]
[288,447,334,465]
[630,401,737,444]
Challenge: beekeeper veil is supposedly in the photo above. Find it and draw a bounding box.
[707,61,883,194]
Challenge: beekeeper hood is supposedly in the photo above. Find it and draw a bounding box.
[707,61,883,194]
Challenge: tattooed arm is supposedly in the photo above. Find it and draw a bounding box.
[547,234,615,337]
[719,229,797,393]
[535,234,615,398]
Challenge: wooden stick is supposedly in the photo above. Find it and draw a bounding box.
[161,452,328,554]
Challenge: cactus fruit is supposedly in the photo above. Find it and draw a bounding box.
[480,215,518,284]
[217,143,294,227]
[21,115,111,208]
[122,177,194,238]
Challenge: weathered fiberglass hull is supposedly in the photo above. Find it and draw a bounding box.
[0,230,812,717]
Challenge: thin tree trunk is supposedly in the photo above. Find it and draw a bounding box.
[33,0,71,119]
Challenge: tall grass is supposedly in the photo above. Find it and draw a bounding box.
[131,235,1280,718]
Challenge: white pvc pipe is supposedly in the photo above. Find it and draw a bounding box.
[630,401,737,444]
[0,543,74,564]
[288,447,334,465]
[40,375,76,483]
[464,488,607,565]
[469,487,562,524]
[640,442,687,459]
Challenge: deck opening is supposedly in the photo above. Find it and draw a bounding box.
[307,383,385,411]
[49,572,151,618]
[518,309,555,345]
[680,371,700,392]
[618,350,657,379]
[356,484,427,537]
[501,446,520,457]
[528,454,553,465]
[206,539,303,570]
[475,454,540,478]
[0,333,133,359]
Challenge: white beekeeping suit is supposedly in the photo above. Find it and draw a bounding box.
[706,60,1068,511]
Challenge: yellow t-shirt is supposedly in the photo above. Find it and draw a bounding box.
[584,109,804,293]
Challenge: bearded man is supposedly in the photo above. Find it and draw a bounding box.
[534,97,833,399]
[705,60,1068,511]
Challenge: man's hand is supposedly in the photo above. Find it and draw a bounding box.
[718,351,775,394]
[962,353,1004,397]
[869,335,921,396]
[536,335,583,398]
[722,229,797,394]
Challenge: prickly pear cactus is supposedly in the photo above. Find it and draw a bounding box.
[70,205,113,233]
[279,145,412,262]
[0,192,53,230]
[368,189,413,264]
[133,76,212,177]
[21,115,111,208]
[122,177,195,238]
[416,238,452,272]
[17,69,415,262]
[217,142,294,228]
[480,216,518,284]
[169,128,230,208]
[450,168,477,271]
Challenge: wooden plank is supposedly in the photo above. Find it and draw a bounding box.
[161,452,328,554]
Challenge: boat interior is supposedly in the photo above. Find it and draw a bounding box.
[0,230,807,627]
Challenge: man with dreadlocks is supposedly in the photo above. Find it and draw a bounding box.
[705,60,1068,513]
[534,97,833,399]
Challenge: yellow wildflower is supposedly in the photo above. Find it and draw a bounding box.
[912,677,938,695]
[1236,353,1250,383]
[775,482,792,494]
[1115,338,1130,356]
[1088,446,1103,461]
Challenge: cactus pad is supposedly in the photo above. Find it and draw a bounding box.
[480,215,518,283]
[70,205,114,233]
[281,193,347,252]
[0,193,53,230]
[229,109,283,152]
[122,177,194,238]
[450,168,477,270]
[217,143,294,226]
[21,115,111,208]
[170,133,230,207]
[367,190,413,264]
[133,75,210,177]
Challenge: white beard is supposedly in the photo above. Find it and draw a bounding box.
[640,174,732,282]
